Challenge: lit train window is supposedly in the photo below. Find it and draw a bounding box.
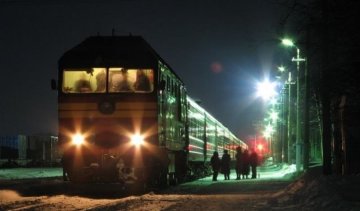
[108,68,154,93]
[62,68,106,93]
[62,68,154,93]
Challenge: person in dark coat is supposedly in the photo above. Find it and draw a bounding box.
[235,147,243,180]
[75,79,92,93]
[221,150,231,180]
[134,69,151,91]
[241,149,250,179]
[110,71,133,92]
[249,149,259,179]
[210,151,221,181]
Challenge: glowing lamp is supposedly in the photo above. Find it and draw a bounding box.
[131,134,144,146]
[281,38,295,47]
[256,79,277,101]
[72,133,85,146]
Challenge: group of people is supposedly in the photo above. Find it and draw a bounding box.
[109,69,151,92]
[73,69,151,93]
[210,147,259,181]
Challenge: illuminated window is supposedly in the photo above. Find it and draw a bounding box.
[62,68,154,94]
[108,68,154,93]
[62,68,106,93]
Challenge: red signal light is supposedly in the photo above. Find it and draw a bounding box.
[257,143,264,151]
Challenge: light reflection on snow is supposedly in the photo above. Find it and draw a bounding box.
[0,164,297,182]
[0,168,62,180]
[196,164,297,183]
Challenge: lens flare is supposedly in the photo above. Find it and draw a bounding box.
[72,133,85,145]
[131,134,144,146]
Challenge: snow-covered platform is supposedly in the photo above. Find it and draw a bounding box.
[0,168,62,180]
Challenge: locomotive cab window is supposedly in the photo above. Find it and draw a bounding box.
[62,68,106,93]
[62,68,154,93]
[108,68,154,93]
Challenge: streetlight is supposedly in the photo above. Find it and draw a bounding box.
[270,110,279,122]
[282,38,306,172]
[256,79,277,101]
[263,124,274,138]
[268,109,280,162]
[281,38,295,47]
[263,123,275,161]
[277,65,286,73]
[276,65,293,164]
[255,78,278,162]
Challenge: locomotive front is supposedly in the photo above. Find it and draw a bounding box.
[56,36,165,185]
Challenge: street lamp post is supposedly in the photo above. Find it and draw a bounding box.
[286,71,294,164]
[292,48,306,172]
[282,39,306,172]
[279,66,294,164]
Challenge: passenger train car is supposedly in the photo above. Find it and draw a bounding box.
[53,35,247,187]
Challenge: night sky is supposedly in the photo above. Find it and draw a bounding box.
[0,0,286,140]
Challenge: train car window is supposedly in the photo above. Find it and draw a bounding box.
[166,76,170,92]
[159,80,166,91]
[108,68,154,93]
[173,83,177,96]
[173,81,176,95]
[62,68,106,93]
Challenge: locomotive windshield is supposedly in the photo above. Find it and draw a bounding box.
[62,68,154,93]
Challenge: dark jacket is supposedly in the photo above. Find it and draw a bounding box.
[210,154,221,171]
[249,151,259,167]
[221,153,231,174]
[241,150,250,174]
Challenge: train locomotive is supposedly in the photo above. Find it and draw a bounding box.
[53,35,247,187]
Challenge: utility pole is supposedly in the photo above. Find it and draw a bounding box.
[281,86,288,163]
[281,38,305,169]
[292,48,306,172]
[286,72,294,164]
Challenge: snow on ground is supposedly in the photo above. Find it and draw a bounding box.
[0,191,121,210]
[0,167,62,180]
[268,165,360,210]
[0,164,359,210]
[0,164,295,181]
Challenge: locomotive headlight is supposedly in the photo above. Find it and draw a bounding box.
[130,134,144,146]
[72,133,85,146]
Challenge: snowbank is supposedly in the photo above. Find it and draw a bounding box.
[269,166,360,210]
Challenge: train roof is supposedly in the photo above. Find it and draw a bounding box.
[59,35,183,82]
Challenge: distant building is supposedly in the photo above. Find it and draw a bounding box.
[0,134,60,166]
[0,135,27,159]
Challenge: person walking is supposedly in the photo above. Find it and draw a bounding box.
[241,149,250,179]
[210,151,221,181]
[235,147,243,180]
[250,149,259,179]
[221,150,231,180]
